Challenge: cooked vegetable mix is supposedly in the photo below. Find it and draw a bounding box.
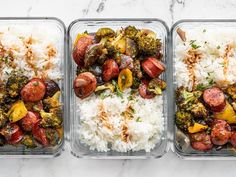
[72,26,166,99]
[0,73,63,148]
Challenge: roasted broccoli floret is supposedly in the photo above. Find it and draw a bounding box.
[175,111,194,132]
[104,41,117,56]
[40,110,62,128]
[124,26,139,40]
[95,28,115,42]
[135,29,161,56]
[0,109,7,128]
[148,78,167,95]
[45,129,61,146]
[21,135,37,148]
[43,91,61,110]
[6,72,28,98]
[190,102,208,118]
[176,86,202,110]
[227,83,236,100]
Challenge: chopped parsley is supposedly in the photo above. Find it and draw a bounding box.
[136,117,142,122]
[190,40,201,49]
[33,81,39,86]
[203,29,206,33]
[112,80,123,98]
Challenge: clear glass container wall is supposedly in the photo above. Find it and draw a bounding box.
[0,18,66,157]
[68,19,169,159]
[171,20,236,159]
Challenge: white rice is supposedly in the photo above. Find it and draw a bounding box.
[0,25,62,83]
[174,27,236,90]
[77,90,164,152]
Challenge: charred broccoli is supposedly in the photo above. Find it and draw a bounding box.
[95,28,115,42]
[227,83,236,100]
[176,86,202,110]
[148,78,167,95]
[190,102,208,118]
[0,109,7,128]
[6,72,28,98]
[21,135,36,148]
[175,111,194,132]
[43,91,61,110]
[135,29,161,56]
[45,129,60,146]
[124,26,139,40]
[40,110,62,128]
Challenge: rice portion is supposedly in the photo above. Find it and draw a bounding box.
[174,27,236,90]
[0,25,62,85]
[77,90,164,152]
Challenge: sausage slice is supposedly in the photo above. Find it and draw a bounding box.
[190,132,213,151]
[73,72,97,99]
[211,119,231,146]
[203,87,226,112]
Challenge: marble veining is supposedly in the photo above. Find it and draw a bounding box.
[0,0,236,177]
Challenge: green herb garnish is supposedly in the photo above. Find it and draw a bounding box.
[136,117,142,122]
[112,80,123,98]
[190,40,201,49]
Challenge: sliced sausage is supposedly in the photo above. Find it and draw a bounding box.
[32,122,48,146]
[138,80,156,99]
[211,119,231,146]
[74,72,97,99]
[73,36,93,67]
[203,87,226,112]
[190,132,213,151]
[102,59,119,82]
[21,78,46,102]
[0,124,23,144]
[142,57,165,78]
[20,111,40,132]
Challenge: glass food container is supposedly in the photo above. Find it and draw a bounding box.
[68,19,169,159]
[0,17,66,157]
[171,20,236,159]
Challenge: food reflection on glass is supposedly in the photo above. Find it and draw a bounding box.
[175,27,236,152]
[0,26,63,148]
[72,26,166,152]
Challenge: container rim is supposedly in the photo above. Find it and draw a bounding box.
[67,18,170,159]
[68,18,169,35]
[171,18,236,160]
[0,16,66,158]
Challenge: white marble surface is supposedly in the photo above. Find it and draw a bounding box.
[1,0,236,177]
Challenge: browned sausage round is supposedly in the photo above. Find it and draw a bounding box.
[138,80,156,99]
[203,87,226,112]
[0,124,23,144]
[21,78,46,102]
[190,132,213,151]
[73,72,97,99]
[142,57,165,78]
[20,111,39,132]
[102,59,119,82]
[73,36,93,67]
[211,119,231,146]
[230,131,236,148]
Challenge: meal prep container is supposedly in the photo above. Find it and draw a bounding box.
[0,17,66,157]
[67,19,170,159]
[171,20,236,160]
